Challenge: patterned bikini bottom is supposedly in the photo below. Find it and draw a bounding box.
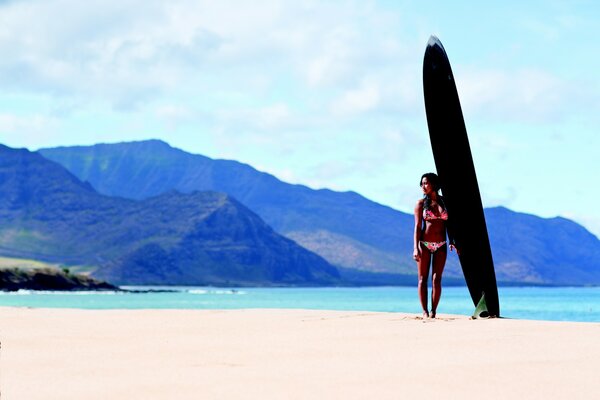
[420,241,447,253]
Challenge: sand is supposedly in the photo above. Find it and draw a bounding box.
[0,307,598,399]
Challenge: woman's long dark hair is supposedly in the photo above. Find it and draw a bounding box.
[420,172,446,211]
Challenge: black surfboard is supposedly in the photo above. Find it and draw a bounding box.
[422,36,500,317]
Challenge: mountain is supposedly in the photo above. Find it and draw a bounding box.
[40,140,414,272]
[485,207,600,284]
[0,144,340,286]
[40,140,600,286]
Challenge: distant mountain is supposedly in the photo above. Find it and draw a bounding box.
[0,144,340,286]
[40,140,600,285]
[485,207,600,284]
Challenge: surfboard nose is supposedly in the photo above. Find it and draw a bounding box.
[427,35,441,48]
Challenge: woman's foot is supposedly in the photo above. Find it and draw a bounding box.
[422,310,430,318]
[430,310,436,319]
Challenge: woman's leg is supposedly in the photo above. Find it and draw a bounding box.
[430,245,447,318]
[417,243,432,317]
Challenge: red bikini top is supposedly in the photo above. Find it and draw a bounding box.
[423,208,448,221]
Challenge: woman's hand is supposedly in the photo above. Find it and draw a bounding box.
[449,244,460,255]
[413,247,421,262]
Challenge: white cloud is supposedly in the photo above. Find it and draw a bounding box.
[456,67,582,123]
[331,80,381,116]
[214,102,297,135]
[0,113,58,147]
[154,104,194,131]
[0,0,227,108]
[0,0,420,113]
[254,103,293,131]
[156,105,191,120]
[518,11,587,41]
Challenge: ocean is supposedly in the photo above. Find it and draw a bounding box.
[1,286,599,323]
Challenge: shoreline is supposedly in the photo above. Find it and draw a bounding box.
[2,286,599,324]
[1,307,598,399]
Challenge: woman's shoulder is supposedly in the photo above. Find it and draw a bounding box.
[415,198,425,208]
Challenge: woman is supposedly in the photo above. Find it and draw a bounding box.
[413,172,457,318]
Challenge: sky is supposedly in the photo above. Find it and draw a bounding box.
[0,0,598,238]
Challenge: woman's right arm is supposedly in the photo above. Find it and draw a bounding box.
[413,200,423,262]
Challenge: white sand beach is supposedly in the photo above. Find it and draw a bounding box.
[0,307,598,399]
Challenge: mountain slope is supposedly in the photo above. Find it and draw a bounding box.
[485,207,600,284]
[40,140,600,285]
[0,144,340,286]
[40,140,415,272]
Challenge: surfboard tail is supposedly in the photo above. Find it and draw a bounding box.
[472,292,494,319]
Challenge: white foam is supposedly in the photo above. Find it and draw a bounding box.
[1,290,121,296]
[187,289,209,295]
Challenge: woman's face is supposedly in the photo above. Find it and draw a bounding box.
[421,177,434,195]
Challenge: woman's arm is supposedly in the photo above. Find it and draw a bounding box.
[413,200,423,262]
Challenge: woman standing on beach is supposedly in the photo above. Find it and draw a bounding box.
[413,172,457,318]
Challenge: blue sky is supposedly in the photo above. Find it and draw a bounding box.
[0,0,598,237]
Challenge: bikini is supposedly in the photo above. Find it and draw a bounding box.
[420,208,448,253]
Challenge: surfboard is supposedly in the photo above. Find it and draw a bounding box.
[422,36,500,317]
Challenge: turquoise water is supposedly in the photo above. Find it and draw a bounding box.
[1,286,599,323]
